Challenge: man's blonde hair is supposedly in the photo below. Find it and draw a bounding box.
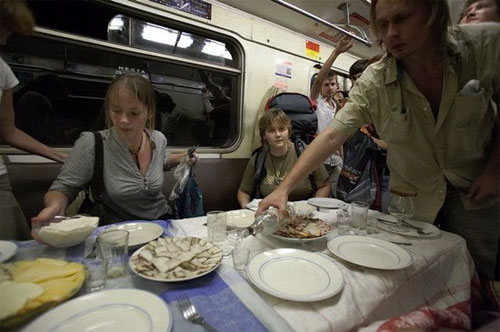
[370,0,450,50]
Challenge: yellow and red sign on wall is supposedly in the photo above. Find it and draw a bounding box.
[306,41,320,60]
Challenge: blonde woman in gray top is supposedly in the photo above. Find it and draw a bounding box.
[33,74,196,225]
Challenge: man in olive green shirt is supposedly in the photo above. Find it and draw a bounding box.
[258,0,499,284]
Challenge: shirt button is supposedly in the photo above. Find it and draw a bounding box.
[438,190,444,195]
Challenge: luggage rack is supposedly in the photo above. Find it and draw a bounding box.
[271,0,373,47]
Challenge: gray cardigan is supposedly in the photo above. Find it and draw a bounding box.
[50,127,172,222]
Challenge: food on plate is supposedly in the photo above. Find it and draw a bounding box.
[0,258,85,327]
[0,282,43,320]
[35,216,99,248]
[130,237,223,280]
[274,216,332,238]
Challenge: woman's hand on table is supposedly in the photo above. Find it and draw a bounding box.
[31,204,63,242]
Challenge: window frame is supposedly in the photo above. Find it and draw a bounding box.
[1,1,245,155]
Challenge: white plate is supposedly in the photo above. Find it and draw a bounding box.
[327,235,413,270]
[226,209,255,228]
[247,248,344,301]
[307,198,344,209]
[0,241,17,263]
[23,289,171,332]
[110,222,164,248]
[374,214,441,238]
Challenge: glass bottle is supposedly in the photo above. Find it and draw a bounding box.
[242,202,296,237]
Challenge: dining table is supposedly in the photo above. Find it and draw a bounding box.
[3,201,475,332]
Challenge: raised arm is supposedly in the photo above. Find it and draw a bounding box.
[310,36,353,100]
[0,89,67,163]
[256,126,349,215]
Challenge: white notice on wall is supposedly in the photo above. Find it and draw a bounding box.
[275,59,292,79]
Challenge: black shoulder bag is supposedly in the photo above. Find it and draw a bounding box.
[78,132,108,224]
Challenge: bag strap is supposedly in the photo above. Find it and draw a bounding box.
[90,132,104,202]
[253,146,267,199]
[294,139,316,196]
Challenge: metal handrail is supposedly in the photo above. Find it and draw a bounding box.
[270,0,372,47]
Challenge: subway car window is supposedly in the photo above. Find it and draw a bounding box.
[1,0,241,149]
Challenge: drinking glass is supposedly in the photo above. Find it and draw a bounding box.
[84,257,106,292]
[336,211,350,235]
[206,211,227,242]
[388,189,415,233]
[232,245,250,274]
[97,229,129,278]
[350,201,369,234]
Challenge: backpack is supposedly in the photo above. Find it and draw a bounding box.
[336,130,378,205]
[252,140,316,199]
[265,92,318,144]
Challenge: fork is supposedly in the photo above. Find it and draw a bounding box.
[178,296,218,332]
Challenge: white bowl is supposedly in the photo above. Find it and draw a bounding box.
[35,217,99,248]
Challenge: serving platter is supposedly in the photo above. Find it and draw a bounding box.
[109,222,164,248]
[23,289,171,332]
[129,237,222,282]
[0,241,17,263]
[327,235,413,270]
[247,248,344,301]
[270,232,330,243]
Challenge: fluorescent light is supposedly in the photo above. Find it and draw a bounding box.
[108,17,124,31]
[202,41,233,60]
[141,24,192,49]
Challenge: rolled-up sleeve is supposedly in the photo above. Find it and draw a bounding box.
[331,76,377,137]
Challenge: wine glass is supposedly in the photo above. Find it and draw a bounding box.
[388,188,416,233]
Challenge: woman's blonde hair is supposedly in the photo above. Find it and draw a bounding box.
[258,108,292,141]
[104,74,156,130]
[370,0,450,50]
[0,0,35,35]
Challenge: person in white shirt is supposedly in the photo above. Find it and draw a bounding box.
[309,36,352,197]
[0,0,66,240]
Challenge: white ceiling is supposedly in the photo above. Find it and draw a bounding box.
[217,0,467,60]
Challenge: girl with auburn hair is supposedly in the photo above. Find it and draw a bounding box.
[237,108,330,208]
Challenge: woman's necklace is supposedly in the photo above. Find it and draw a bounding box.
[129,132,144,169]
[269,147,289,185]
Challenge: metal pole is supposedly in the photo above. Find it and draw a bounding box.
[270,0,372,47]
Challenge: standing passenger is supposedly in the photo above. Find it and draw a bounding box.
[33,74,197,225]
[459,0,500,24]
[309,36,353,197]
[0,0,66,240]
[257,0,499,301]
